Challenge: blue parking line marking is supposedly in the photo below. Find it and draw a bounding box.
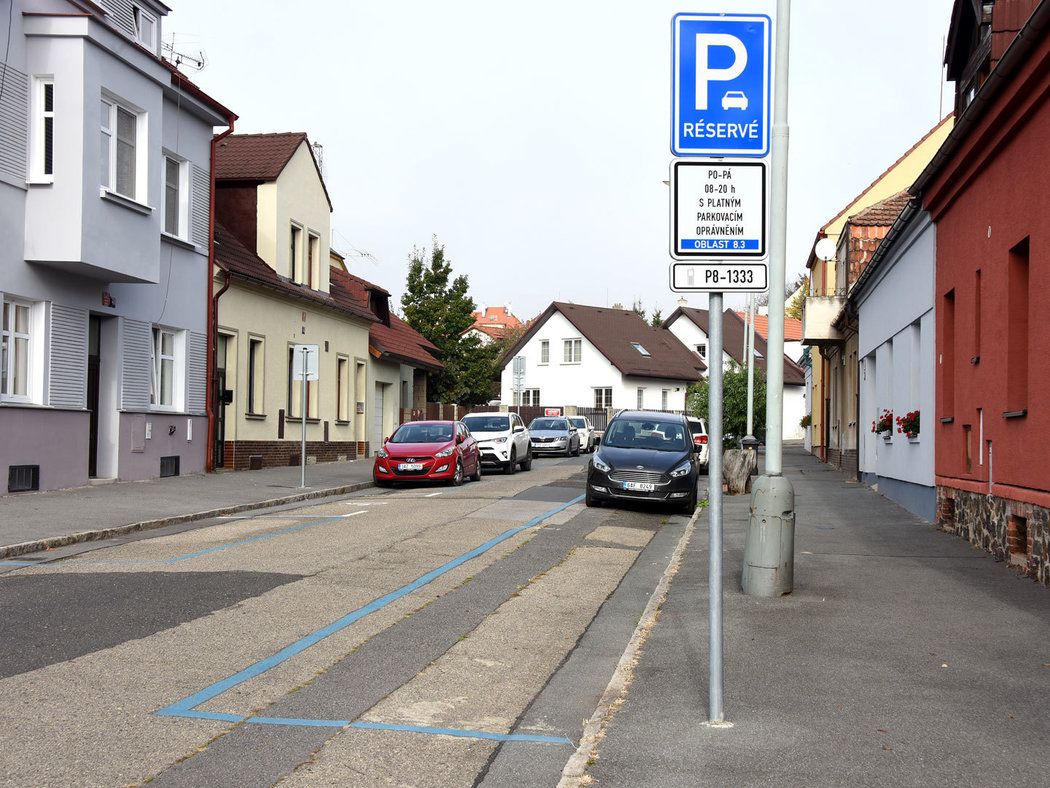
[349,720,574,745]
[155,495,584,720]
[0,560,37,567]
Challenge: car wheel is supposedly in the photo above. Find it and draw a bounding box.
[585,487,601,507]
[504,448,517,475]
[679,484,698,514]
[571,441,580,457]
[450,459,464,487]
[470,457,482,482]
[520,447,533,471]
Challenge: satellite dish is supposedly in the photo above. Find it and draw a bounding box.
[815,237,837,262]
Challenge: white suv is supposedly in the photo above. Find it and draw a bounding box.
[461,412,533,474]
[568,416,596,453]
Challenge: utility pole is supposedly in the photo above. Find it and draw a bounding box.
[706,293,725,723]
[742,0,796,597]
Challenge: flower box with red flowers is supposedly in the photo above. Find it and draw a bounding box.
[872,409,894,439]
[896,410,920,440]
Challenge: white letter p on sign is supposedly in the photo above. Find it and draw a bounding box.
[694,34,747,110]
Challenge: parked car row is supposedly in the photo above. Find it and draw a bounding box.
[373,413,597,486]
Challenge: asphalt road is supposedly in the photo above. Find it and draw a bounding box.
[0,454,695,786]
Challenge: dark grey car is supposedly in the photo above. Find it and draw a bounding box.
[585,411,700,513]
[528,417,581,457]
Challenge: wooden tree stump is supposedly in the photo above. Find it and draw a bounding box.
[723,448,757,495]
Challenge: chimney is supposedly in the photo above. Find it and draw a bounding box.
[677,296,688,307]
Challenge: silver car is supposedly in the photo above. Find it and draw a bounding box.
[528,417,581,457]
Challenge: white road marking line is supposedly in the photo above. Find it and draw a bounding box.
[425,492,444,498]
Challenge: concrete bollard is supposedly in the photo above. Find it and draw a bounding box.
[742,475,795,596]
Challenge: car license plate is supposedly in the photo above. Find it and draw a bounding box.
[398,463,424,471]
[624,482,655,492]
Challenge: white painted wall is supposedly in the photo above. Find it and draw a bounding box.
[499,310,690,410]
[665,314,732,373]
[856,214,936,487]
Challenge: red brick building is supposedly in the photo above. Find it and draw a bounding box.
[915,0,1050,583]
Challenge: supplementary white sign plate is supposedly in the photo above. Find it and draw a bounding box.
[292,344,320,381]
[669,262,768,293]
[671,159,767,259]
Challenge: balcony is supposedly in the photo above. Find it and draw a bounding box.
[802,295,846,347]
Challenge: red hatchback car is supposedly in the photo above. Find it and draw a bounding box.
[373,420,482,487]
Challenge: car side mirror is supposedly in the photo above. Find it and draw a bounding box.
[514,426,525,433]
[456,434,465,444]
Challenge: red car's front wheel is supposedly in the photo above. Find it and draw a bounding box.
[450,459,464,486]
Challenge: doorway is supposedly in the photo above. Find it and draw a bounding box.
[214,334,230,468]
[87,316,102,477]
[373,382,387,447]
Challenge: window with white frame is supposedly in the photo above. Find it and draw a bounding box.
[594,387,612,409]
[696,343,707,359]
[516,388,540,406]
[1,300,34,402]
[247,336,264,415]
[133,5,157,50]
[307,233,320,289]
[636,387,644,409]
[539,339,549,364]
[150,327,181,409]
[101,97,142,200]
[661,389,669,409]
[563,338,582,364]
[163,155,189,238]
[337,355,350,421]
[30,77,54,181]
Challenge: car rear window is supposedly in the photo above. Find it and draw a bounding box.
[462,415,509,432]
[569,418,586,428]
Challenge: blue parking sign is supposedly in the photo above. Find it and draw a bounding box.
[672,13,771,157]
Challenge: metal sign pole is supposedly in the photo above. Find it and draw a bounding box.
[300,348,308,489]
[746,294,756,437]
[707,292,725,723]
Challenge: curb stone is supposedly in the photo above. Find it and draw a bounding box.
[0,480,375,560]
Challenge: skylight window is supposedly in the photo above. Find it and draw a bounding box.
[631,342,651,357]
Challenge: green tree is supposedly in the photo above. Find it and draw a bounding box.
[631,298,647,323]
[401,239,498,404]
[786,276,810,321]
[686,362,767,440]
[650,307,663,327]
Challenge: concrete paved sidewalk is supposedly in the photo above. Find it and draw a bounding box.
[585,446,1050,786]
[0,461,374,558]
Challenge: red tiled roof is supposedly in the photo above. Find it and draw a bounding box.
[847,191,912,226]
[328,267,442,372]
[503,302,705,381]
[665,307,805,386]
[214,223,376,324]
[471,306,523,330]
[214,132,307,181]
[732,313,803,342]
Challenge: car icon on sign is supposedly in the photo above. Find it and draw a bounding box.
[721,90,749,111]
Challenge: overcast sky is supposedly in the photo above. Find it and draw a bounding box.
[169,0,955,320]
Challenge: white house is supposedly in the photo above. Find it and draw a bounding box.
[499,303,704,410]
[852,201,936,521]
[663,305,807,441]
[0,0,232,493]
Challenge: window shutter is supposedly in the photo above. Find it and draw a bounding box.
[186,331,207,414]
[48,304,88,408]
[191,164,209,246]
[0,63,28,181]
[121,318,152,410]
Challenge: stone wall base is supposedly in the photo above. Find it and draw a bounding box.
[222,440,368,471]
[937,486,1050,585]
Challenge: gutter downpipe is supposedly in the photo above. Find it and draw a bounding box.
[207,116,236,472]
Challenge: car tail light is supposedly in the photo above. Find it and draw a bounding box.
[694,435,708,445]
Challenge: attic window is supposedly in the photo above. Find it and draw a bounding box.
[631,342,651,357]
[133,6,157,50]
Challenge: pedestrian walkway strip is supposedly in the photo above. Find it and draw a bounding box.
[154,495,585,744]
[0,512,366,570]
